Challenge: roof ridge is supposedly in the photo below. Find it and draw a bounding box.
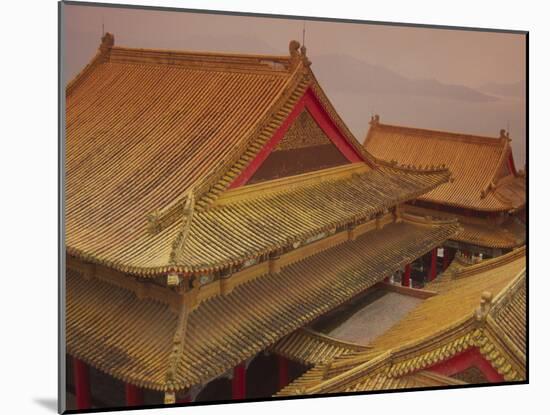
[490,269,526,315]
[300,328,373,351]
[367,114,509,147]
[112,45,291,63]
[163,302,191,402]
[480,140,513,199]
[168,190,196,267]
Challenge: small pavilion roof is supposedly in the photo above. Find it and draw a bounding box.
[66,217,459,392]
[363,117,526,212]
[276,247,526,395]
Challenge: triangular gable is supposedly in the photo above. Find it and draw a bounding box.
[247,109,350,184]
[426,347,504,383]
[229,87,364,188]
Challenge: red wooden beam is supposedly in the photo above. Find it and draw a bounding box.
[278,355,290,390]
[232,363,246,400]
[229,87,364,189]
[427,347,504,383]
[73,357,91,410]
[402,264,411,287]
[125,383,144,406]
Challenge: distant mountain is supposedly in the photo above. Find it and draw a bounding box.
[310,53,498,103]
[478,80,526,98]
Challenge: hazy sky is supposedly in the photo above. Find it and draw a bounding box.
[64,4,526,166]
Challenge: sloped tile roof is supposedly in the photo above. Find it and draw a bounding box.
[277,248,526,395]
[364,120,525,212]
[66,219,459,391]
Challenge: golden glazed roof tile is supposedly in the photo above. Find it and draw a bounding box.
[364,120,526,212]
[271,328,372,365]
[67,35,410,277]
[369,249,525,352]
[68,160,450,275]
[66,220,459,391]
[277,248,526,395]
[67,35,307,273]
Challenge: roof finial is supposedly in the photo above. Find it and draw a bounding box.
[289,40,300,59]
[100,32,115,54]
[101,15,104,37]
[475,291,493,323]
[499,128,511,141]
[289,39,311,69]
[302,21,306,48]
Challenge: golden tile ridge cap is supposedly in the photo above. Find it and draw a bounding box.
[389,316,477,359]
[305,351,392,395]
[480,140,514,199]
[111,45,291,66]
[367,116,509,147]
[300,328,374,352]
[213,163,368,207]
[489,269,526,317]
[168,190,195,267]
[164,302,191,393]
[484,316,526,369]
[104,36,303,75]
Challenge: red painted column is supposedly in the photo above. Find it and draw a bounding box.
[278,355,290,390]
[232,363,246,400]
[73,357,91,410]
[442,248,450,271]
[429,248,437,281]
[125,383,144,406]
[402,264,411,287]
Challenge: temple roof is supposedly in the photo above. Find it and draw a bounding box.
[66,35,451,277]
[67,162,450,275]
[276,247,526,395]
[363,117,526,212]
[66,217,459,392]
